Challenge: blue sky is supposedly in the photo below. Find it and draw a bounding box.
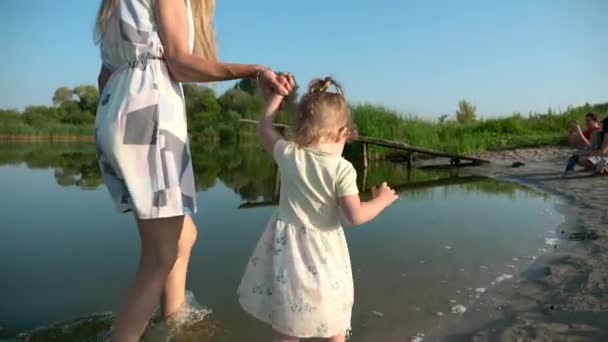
[0,0,605,118]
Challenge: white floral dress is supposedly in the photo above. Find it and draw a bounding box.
[238,140,359,338]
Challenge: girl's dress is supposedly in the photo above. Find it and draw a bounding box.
[95,0,197,219]
[238,139,359,338]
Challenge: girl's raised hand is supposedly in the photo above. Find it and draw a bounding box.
[261,73,294,113]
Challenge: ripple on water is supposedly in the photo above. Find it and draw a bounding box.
[15,292,222,342]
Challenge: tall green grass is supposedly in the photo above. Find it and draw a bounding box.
[352,102,607,156]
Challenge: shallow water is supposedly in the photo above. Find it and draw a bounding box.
[0,143,564,341]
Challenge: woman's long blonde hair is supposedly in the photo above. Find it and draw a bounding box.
[94,0,217,61]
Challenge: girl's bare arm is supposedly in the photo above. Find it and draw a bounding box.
[339,183,398,225]
[257,94,284,154]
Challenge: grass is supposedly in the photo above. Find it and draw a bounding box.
[352,102,607,157]
[1,101,606,157]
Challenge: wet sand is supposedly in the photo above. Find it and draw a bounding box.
[427,147,608,342]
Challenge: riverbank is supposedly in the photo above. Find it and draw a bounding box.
[425,146,608,342]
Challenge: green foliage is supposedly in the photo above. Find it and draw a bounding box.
[351,101,606,155]
[456,99,477,124]
[52,87,74,106]
[218,88,263,120]
[218,124,238,144]
[23,105,64,126]
[72,85,99,114]
[2,83,606,158]
[62,111,95,125]
[233,78,258,95]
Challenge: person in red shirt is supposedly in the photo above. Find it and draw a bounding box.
[569,112,602,148]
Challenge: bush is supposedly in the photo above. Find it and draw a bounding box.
[62,111,95,125]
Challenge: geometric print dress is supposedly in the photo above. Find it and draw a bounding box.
[95,0,197,219]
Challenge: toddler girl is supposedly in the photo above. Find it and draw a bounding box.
[238,77,399,341]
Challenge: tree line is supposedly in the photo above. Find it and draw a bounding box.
[0,78,298,143]
[1,80,606,155]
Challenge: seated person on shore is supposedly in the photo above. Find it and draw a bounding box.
[564,117,608,176]
[567,112,601,149]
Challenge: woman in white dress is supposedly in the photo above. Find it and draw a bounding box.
[94,0,294,340]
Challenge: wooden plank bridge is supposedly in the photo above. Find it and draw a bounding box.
[239,119,490,167]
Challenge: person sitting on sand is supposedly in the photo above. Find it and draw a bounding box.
[565,118,608,176]
[567,112,602,148]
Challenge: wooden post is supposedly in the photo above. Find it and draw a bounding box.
[361,165,368,192]
[362,143,368,169]
[407,152,413,169]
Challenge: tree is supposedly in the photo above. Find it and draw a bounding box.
[23,105,63,125]
[62,110,95,125]
[218,88,263,119]
[233,78,258,95]
[456,100,477,124]
[52,87,74,106]
[438,114,449,124]
[183,84,221,130]
[73,85,99,114]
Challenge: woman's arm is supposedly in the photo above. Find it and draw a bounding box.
[97,65,112,94]
[155,0,289,94]
[574,122,591,147]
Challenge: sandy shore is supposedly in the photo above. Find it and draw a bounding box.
[426,147,608,342]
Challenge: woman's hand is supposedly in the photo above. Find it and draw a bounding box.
[258,69,295,96]
[260,72,295,113]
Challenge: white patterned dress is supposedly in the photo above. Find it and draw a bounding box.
[95,0,197,219]
[238,140,359,338]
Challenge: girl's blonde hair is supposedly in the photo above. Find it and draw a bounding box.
[94,0,217,61]
[291,77,358,146]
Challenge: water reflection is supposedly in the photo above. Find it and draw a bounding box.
[0,142,563,341]
[0,142,540,205]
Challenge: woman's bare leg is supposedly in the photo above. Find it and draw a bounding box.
[577,158,596,171]
[161,215,198,319]
[111,216,185,342]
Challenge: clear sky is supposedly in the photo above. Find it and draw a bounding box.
[0,0,606,118]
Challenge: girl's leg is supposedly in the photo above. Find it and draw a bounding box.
[324,335,346,342]
[161,215,198,319]
[111,216,186,342]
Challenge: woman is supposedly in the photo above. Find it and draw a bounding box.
[94,0,295,340]
[576,118,608,175]
[567,112,601,148]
